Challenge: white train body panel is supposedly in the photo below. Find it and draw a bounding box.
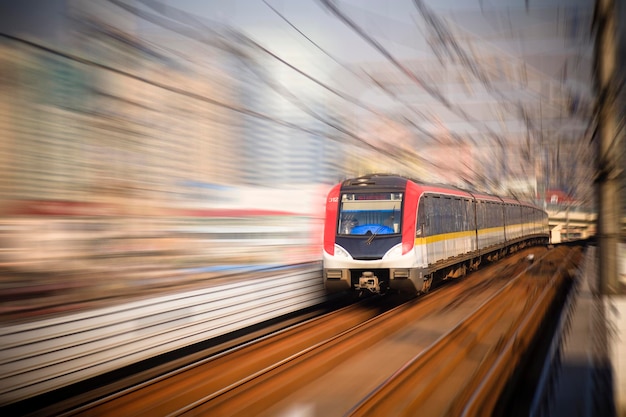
[419,232,476,266]
[478,227,506,251]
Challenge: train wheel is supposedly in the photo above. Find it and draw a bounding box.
[422,275,433,294]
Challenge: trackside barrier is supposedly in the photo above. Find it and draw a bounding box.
[0,266,325,406]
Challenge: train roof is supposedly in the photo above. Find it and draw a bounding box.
[341,174,471,196]
[340,174,543,210]
[341,174,408,190]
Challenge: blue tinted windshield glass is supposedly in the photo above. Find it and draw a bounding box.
[338,192,402,235]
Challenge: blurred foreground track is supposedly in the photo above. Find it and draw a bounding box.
[0,263,327,408]
[57,245,582,417]
[348,245,582,416]
[0,262,320,324]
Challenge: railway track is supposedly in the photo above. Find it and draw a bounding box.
[41,246,580,417]
[49,296,401,417]
[348,245,582,416]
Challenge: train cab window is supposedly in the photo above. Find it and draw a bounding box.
[337,192,402,235]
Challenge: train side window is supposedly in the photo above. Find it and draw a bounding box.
[458,200,463,230]
[417,197,426,236]
[466,199,474,230]
[482,202,488,229]
[490,202,500,228]
[426,196,434,236]
[495,203,500,228]
[444,198,449,231]
[483,202,488,228]
[437,197,444,234]
[455,198,464,231]
[430,195,440,235]
[441,197,454,233]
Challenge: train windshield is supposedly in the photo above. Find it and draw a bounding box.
[338,192,402,235]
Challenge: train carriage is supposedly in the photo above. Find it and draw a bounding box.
[323,174,549,296]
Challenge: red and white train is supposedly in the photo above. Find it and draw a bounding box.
[323,174,549,295]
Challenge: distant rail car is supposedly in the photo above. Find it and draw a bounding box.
[323,174,549,295]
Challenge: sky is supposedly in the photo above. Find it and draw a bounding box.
[0,0,595,62]
[0,0,68,42]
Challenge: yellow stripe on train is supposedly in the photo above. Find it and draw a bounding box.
[414,222,543,245]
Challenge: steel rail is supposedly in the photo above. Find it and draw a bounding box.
[178,252,544,416]
[57,248,552,416]
[168,297,428,416]
[346,247,569,416]
[459,247,581,416]
[58,296,401,416]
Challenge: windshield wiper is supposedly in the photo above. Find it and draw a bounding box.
[366,225,385,245]
[366,204,397,244]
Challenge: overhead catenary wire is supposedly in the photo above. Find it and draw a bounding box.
[317,0,514,150]
[414,0,590,151]
[133,0,441,147]
[261,0,442,143]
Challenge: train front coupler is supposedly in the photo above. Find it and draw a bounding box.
[355,271,382,294]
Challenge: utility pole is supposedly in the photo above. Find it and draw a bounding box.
[594,0,620,294]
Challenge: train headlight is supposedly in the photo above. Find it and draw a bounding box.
[334,244,352,259]
[383,243,403,259]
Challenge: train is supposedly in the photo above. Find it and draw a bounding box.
[322,174,549,296]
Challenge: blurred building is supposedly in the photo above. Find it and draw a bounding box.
[232,58,342,187]
[0,0,353,217]
[0,1,597,212]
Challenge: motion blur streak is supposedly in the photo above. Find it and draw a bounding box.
[0,0,597,321]
[0,26,331,320]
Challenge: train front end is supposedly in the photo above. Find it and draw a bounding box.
[322,175,420,295]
